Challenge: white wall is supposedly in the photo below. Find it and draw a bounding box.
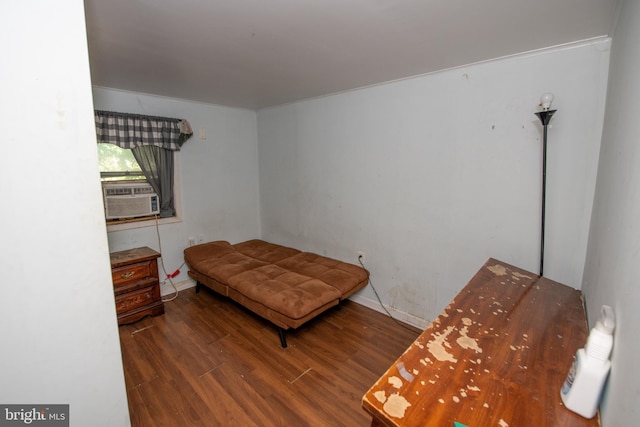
[582,0,640,424]
[257,39,610,325]
[92,88,261,289]
[0,2,130,426]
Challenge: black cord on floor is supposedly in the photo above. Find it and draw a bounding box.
[358,257,420,333]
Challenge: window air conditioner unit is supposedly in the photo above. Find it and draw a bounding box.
[103,183,160,219]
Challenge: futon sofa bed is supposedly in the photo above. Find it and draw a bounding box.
[183,239,369,347]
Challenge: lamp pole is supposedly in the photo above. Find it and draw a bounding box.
[534,93,556,277]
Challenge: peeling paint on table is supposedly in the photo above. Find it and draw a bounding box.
[362,258,601,427]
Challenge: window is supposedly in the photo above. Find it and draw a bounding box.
[98,143,146,182]
[98,144,162,225]
[94,110,192,227]
[97,144,183,228]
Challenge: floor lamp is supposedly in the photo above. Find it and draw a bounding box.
[534,93,556,276]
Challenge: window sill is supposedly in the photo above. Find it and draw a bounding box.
[106,215,182,233]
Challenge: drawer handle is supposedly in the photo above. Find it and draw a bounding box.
[120,271,135,279]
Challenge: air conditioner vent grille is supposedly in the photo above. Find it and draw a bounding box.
[105,187,133,196]
[134,186,155,195]
[102,183,160,219]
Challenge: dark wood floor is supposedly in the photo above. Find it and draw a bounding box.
[118,287,421,427]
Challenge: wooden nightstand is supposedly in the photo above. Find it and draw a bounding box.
[110,247,164,325]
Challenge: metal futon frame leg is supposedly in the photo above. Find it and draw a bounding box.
[278,328,288,348]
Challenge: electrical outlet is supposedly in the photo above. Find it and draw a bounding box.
[198,234,205,243]
[357,251,366,263]
[188,237,195,246]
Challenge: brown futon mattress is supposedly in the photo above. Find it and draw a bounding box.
[183,239,369,337]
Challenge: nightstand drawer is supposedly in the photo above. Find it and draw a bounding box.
[115,285,160,314]
[112,261,152,285]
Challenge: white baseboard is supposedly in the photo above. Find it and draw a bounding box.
[348,294,431,330]
[160,278,196,296]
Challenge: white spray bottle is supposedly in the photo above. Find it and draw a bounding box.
[561,305,615,418]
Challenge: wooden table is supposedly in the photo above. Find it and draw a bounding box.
[362,258,600,427]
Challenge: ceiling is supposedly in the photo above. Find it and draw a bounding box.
[84,0,619,111]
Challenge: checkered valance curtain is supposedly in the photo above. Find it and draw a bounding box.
[94,110,193,150]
